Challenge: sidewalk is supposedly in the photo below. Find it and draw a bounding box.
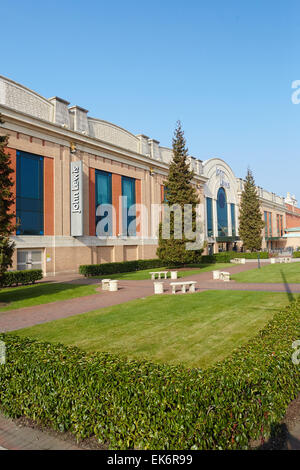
[0,414,82,450]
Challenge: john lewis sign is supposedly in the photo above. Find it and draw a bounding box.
[70,161,83,236]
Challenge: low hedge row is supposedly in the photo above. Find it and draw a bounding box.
[293,251,300,258]
[201,251,269,264]
[0,269,43,287]
[0,300,299,449]
[79,259,165,277]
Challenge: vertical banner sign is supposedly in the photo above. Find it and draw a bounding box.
[70,161,83,236]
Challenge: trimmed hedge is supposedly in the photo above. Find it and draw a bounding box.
[293,251,300,258]
[79,259,165,277]
[0,269,43,287]
[0,301,299,449]
[201,251,269,264]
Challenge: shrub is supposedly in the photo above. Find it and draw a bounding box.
[79,259,165,277]
[0,301,299,449]
[201,251,269,264]
[293,251,300,258]
[0,269,43,287]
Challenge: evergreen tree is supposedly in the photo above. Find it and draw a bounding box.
[0,114,15,281]
[157,121,203,264]
[238,168,265,252]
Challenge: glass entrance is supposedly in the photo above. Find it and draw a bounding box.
[17,250,43,271]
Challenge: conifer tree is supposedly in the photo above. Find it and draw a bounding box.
[238,168,265,252]
[0,114,15,282]
[157,121,203,264]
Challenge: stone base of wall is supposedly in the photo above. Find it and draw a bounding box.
[11,243,158,276]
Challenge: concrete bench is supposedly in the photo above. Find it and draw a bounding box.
[231,258,246,264]
[154,281,164,294]
[101,279,111,290]
[213,270,220,280]
[279,257,292,264]
[150,271,178,280]
[170,281,196,294]
[220,271,230,282]
[101,279,118,292]
[150,271,168,280]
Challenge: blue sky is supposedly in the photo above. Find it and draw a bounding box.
[1,0,299,200]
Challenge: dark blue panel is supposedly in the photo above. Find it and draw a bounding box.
[206,197,213,237]
[217,187,228,237]
[95,170,112,236]
[122,176,136,236]
[16,151,44,235]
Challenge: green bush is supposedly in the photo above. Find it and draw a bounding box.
[201,251,269,264]
[293,251,300,258]
[0,300,299,449]
[79,259,165,277]
[0,269,43,287]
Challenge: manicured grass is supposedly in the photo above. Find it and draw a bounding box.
[0,282,99,312]
[231,262,300,284]
[90,263,232,280]
[14,290,293,368]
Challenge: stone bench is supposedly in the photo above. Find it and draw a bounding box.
[213,270,220,280]
[170,281,197,294]
[153,281,164,294]
[150,271,178,280]
[278,257,292,264]
[150,271,168,280]
[220,271,230,282]
[101,279,118,292]
[231,258,246,264]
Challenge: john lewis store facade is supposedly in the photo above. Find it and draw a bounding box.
[0,75,207,275]
[0,76,290,274]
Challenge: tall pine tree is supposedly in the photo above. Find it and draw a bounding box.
[0,114,15,282]
[238,168,265,252]
[157,121,203,264]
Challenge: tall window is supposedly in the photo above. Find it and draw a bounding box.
[206,197,213,237]
[217,187,228,237]
[16,151,44,235]
[231,204,236,237]
[95,170,112,236]
[122,176,136,236]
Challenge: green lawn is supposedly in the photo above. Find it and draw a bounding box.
[232,262,300,284]
[90,263,232,280]
[0,282,99,312]
[14,290,293,368]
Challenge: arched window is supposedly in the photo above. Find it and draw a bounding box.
[217,187,228,237]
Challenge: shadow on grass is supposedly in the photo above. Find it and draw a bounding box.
[0,283,92,306]
[280,269,295,303]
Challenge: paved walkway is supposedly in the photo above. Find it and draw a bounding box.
[0,414,82,450]
[1,261,300,332]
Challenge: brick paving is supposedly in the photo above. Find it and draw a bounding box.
[0,414,82,450]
